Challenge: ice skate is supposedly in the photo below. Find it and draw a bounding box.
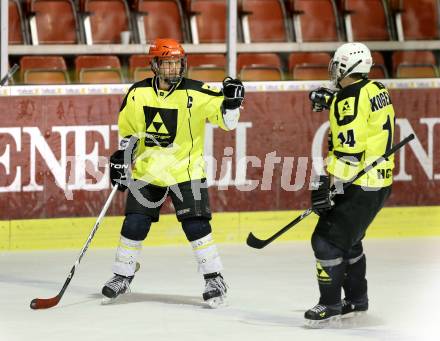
[101,262,139,305]
[304,303,342,328]
[341,298,368,318]
[101,274,134,304]
[203,273,228,309]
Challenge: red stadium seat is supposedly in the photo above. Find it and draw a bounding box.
[187,54,226,68]
[238,53,283,81]
[82,0,131,44]
[133,0,186,44]
[75,55,123,83]
[20,56,69,84]
[240,0,289,42]
[29,0,79,44]
[290,0,342,42]
[371,51,385,66]
[370,51,388,78]
[391,0,439,40]
[396,65,439,78]
[187,54,227,81]
[129,54,154,81]
[188,67,226,82]
[190,0,228,43]
[369,65,388,79]
[392,51,438,78]
[289,52,331,80]
[9,0,27,44]
[342,0,392,41]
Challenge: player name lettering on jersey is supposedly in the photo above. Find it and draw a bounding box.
[370,92,392,112]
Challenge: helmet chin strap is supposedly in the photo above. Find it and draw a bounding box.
[337,59,363,86]
[163,76,180,85]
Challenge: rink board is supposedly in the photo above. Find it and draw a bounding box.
[0,80,440,221]
[0,80,439,250]
[0,206,439,250]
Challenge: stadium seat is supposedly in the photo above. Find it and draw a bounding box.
[187,67,226,82]
[75,55,123,83]
[392,51,438,78]
[9,0,27,44]
[342,0,393,41]
[369,65,388,79]
[28,0,79,44]
[129,54,154,81]
[132,0,186,44]
[81,0,131,44]
[370,51,388,78]
[240,0,290,42]
[238,53,283,81]
[391,0,439,40]
[290,0,342,42]
[19,56,69,84]
[289,52,331,80]
[189,0,228,43]
[187,54,226,81]
[396,65,439,78]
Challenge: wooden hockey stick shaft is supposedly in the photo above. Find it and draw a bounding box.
[246,134,415,249]
[30,185,120,309]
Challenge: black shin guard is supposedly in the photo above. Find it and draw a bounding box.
[343,254,368,303]
[312,233,346,306]
[316,260,346,306]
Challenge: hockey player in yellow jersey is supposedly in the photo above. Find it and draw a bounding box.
[305,42,395,326]
[101,38,245,308]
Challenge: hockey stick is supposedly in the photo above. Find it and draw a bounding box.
[30,185,120,309]
[0,64,19,87]
[246,134,415,249]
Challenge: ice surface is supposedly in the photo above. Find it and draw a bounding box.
[0,238,439,341]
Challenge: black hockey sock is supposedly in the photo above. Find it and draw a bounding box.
[343,254,368,303]
[316,260,346,306]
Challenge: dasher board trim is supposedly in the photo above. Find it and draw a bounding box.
[2,79,440,97]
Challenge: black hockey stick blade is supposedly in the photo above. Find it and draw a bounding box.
[246,209,312,248]
[246,233,264,249]
[246,134,415,249]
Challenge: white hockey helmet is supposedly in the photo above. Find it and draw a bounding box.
[329,42,373,86]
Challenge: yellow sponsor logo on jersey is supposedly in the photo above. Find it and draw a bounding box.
[337,97,355,118]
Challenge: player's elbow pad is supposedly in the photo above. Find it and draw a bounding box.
[222,107,240,130]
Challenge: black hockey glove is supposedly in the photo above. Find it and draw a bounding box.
[309,87,335,112]
[311,175,334,216]
[222,77,245,110]
[109,150,130,192]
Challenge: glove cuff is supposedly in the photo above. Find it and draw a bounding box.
[223,97,243,110]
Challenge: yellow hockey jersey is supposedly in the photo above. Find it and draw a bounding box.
[118,77,230,187]
[327,79,395,187]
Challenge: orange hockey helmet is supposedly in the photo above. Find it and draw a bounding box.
[149,38,186,84]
